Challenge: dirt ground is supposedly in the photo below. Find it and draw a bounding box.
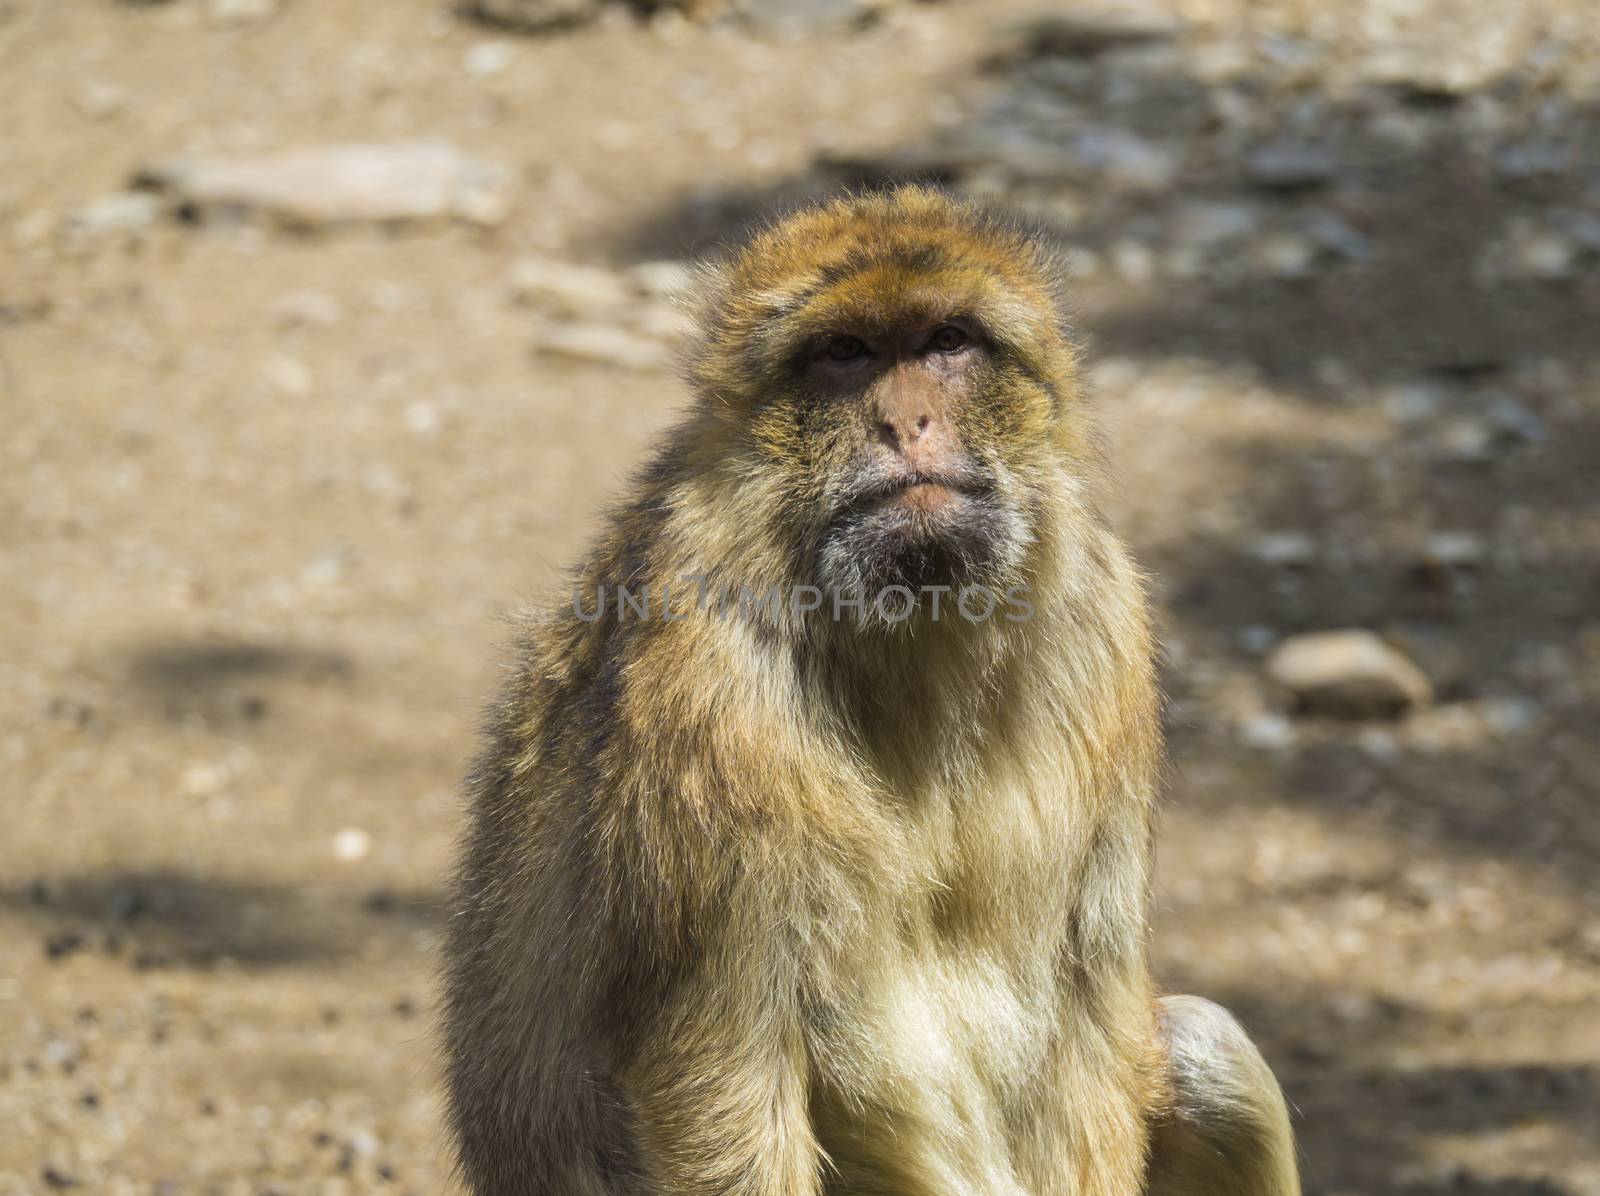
[2,0,1597,1193]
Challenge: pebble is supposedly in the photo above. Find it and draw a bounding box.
[332,828,372,863]
[68,192,162,237]
[1245,140,1337,190]
[1495,140,1571,182]
[1422,532,1486,570]
[464,41,515,77]
[465,0,602,30]
[1436,417,1496,463]
[1265,629,1434,719]
[1251,232,1318,280]
[740,0,883,37]
[1169,200,1258,248]
[627,259,697,300]
[508,256,633,314]
[207,0,281,24]
[135,142,511,229]
[72,80,128,122]
[1486,394,1545,442]
[1006,8,1180,59]
[1069,128,1178,190]
[529,321,674,372]
[1251,532,1316,567]
[1238,712,1296,752]
[270,291,345,329]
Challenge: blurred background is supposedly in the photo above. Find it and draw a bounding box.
[3,0,1598,1192]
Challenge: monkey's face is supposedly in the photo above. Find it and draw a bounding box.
[692,189,1084,620]
[781,309,1036,603]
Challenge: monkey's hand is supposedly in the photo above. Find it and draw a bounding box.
[1146,995,1300,1196]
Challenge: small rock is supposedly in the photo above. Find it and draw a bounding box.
[1251,232,1318,280]
[464,41,515,77]
[465,0,602,30]
[1069,128,1178,190]
[1378,380,1448,424]
[1251,532,1316,567]
[136,142,511,229]
[404,400,442,438]
[1108,240,1157,284]
[508,256,632,313]
[207,0,280,23]
[1303,212,1372,262]
[740,0,883,37]
[1237,625,1279,655]
[41,1166,80,1191]
[1508,230,1581,280]
[72,81,128,121]
[332,828,372,863]
[1422,532,1486,569]
[68,192,162,237]
[627,259,697,300]
[529,322,674,372]
[1436,417,1496,463]
[1245,140,1337,191]
[1169,200,1258,248]
[1266,629,1433,719]
[1238,712,1296,752]
[45,931,88,962]
[270,290,344,329]
[1364,39,1515,98]
[1006,7,1180,58]
[1486,394,1545,442]
[1495,140,1571,182]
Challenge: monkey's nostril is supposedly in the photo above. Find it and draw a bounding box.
[914,415,931,437]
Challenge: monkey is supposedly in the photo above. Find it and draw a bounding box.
[440,185,1299,1196]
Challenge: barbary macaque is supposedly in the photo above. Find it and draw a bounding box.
[441,186,1299,1196]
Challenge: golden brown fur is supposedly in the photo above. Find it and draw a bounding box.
[441,187,1297,1195]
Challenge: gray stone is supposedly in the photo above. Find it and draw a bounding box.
[465,0,602,31]
[530,322,674,372]
[1068,128,1179,190]
[68,191,162,236]
[1006,8,1180,59]
[1251,532,1316,567]
[508,256,633,313]
[1267,630,1433,718]
[207,0,280,24]
[1251,232,1318,279]
[136,142,510,229]
[1245,140,1337,190]
[463,41,515,77]
[627,259,697,300]
[740,0,883,37]
[1169,200,1258,248]
[1304,212,1372,262]
[1485,394,1545,443]
[1495,140,1571,182]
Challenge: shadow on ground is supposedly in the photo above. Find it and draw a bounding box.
[1,869,441,971]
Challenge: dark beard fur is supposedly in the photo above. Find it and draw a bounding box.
[814,489,1028,617]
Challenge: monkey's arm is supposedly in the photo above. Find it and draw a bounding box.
[1145,995,1300,1196]
[618,876,823,1196]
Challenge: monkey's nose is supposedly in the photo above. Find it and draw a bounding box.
[878,413,934,451]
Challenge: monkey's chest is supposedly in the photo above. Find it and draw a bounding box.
[807,931,1069,1195]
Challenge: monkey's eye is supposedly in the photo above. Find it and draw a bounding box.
[926,325,969,354]
[822,335,870,363]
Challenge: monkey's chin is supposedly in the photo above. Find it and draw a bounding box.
[814,492,1026,621]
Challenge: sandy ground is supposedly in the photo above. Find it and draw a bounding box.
[2,0,1597,1193]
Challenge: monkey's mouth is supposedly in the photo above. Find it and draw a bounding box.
[818,467,1017,596]
[834,469,995,527]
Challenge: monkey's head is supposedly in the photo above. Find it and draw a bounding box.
[689,186,1089,618]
